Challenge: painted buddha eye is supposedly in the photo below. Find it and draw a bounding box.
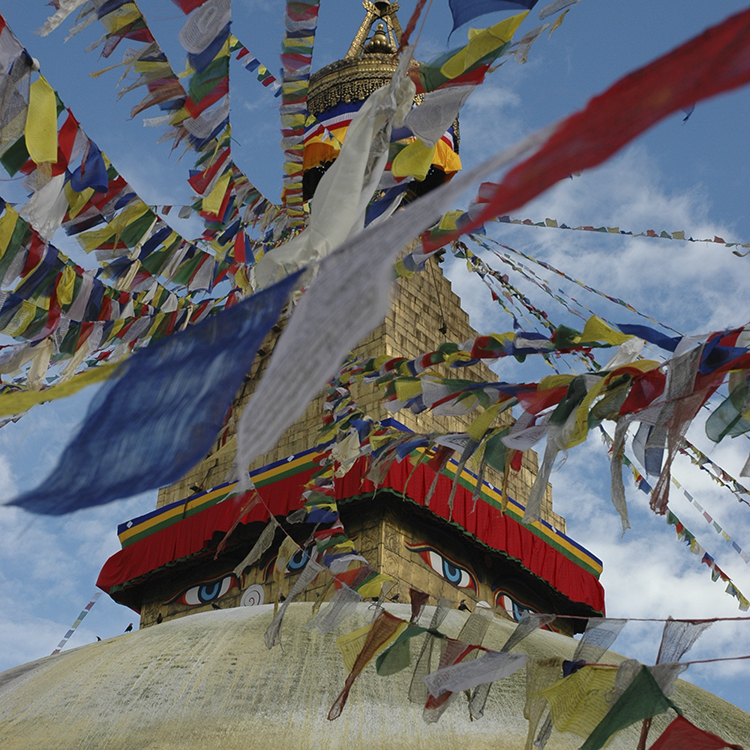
[495,591,539,622]
[171,574,239,606]
[286,547,310,573]
[405,542,477,591]
[264,544,314,579]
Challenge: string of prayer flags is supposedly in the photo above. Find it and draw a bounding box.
[670,476,750,565]
[453,241,561,335]
[475,233,683,333]
[0,16,239,300]
[680,440,750,509]
[491,213,750,255]
[603,430,750,611]
[50,591,102,654]
[7,271,300,515]
[466,237,593,329]
[423,6,750,250]
[48,0,277,234]
[666,510,750,611]
[229,35,280,95]
[278,0,320,224]
[0,199,227,396]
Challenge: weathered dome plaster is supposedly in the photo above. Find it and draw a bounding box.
[1,604,748,750]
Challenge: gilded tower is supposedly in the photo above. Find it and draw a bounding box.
[99,3,602,635]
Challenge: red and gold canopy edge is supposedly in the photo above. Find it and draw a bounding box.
[97,448,604,615]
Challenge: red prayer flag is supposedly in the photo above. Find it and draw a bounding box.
[427,7,750,250]
[328,611,403,720]
[170,0,208,13]
[649,716,743,750]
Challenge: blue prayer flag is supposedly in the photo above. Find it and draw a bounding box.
[617,324,680,352]
[70,141,109,194]
[449,0,538,34]
[8,273,300,515]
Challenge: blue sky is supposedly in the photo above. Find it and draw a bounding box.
[1,0,750,721]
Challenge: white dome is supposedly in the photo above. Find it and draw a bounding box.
[1,604,748,750]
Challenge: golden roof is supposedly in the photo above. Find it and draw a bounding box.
[308,1,404,116]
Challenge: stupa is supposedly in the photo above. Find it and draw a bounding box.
[0,4,748,749]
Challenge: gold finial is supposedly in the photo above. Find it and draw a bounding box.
[364,22,395,54]
[345,1,402,60]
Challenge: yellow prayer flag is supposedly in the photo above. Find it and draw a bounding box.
[467,401,502,442]
[0,362,120,418]
[538,373,575,391]
[580,315,630,345]
[549,9,569,35]
[64,182,95,220]
[394,378,423,402]
[357,572,393,599]
[283,35,315,49]
[202,171,232,214]
[280,113,306,128]
[438,210,464,231]
[146,312,165,339]
[99,3,141,34]
[369,432,397,452]
[337,624,373,673]
[443,349,472,366]
[440,12,527,80]
[488,331,516,347]
[0,204,20,260]
[2,300,38,338]
[281,81,307,95]
[534,666,618,738]
[562,377,608,449]
[391,139,437,181]
[77,200,151,253]
[26,76,59,165]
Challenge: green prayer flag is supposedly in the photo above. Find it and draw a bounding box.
[376,625,441,676]
[580,666,680,750]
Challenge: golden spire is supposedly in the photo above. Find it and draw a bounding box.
[308,1,405,116]
[345,2,402,59]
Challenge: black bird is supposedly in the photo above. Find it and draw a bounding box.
[389,593,400,603]
[124,623,133,632]
[211,602,222,610]
[96,636,101,641]
[458,600,470,612]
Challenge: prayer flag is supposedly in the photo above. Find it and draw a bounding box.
[7,273,300,515]
[580,666,680,750]
[449,0,538,34]
[649,715,743,750]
